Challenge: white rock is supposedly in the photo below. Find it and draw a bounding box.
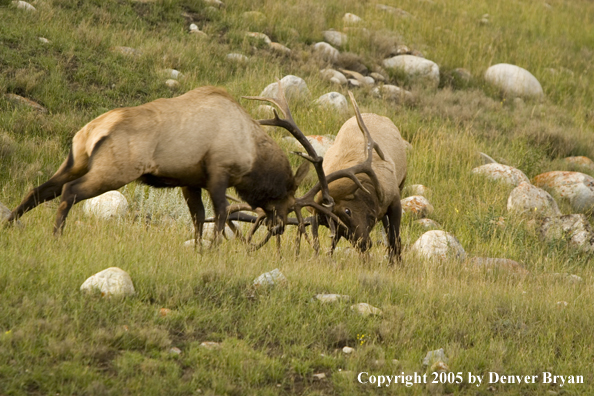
[343,13,362,24]
[5,93,47,113]
[347,79,361,87]
[470,257,529,275]
[80,267,135,298]
[259,75,309,100]
[401,196,434,218]
[38,37,50,44]
[306,135,334,157]
[414,218,441,230]
[313,373,326,380]
[165,79,179,89]
[342,346,355,354]
[202,222,236,240]
[204,0,224,7]
[383,55,440,88]
[314,92,348,113]
[83,191,128,220]
[200,341,221,350]
[257,104,276,117]
[507,182,561,217]
[485,64,543,98]
[169,347,182,355]
[540,214,594,252]
[564,156,594,171]
[376,4,412,17]
[1,202,11,223]
[557,301,569,308]
[370,72,386,82]
[245,32,271,45]
[471,163,529,186]
[423,348,448,368]
[411,230,466,261]
[320,68,347,85]
[315,294,350,303]
[13,1,36,11]
[253,268,287,288]
[363,76,375,85]
[226,53,248,63]
[163,69,182,79]
[549,272,583,284]
[323,30,348,47]
[402,184,430,197]
[270,42,291,55]
[533,171,594,213]
[189,23,199,32]
[314,42,340,63]
[350,302,382,316]
[371,85,412,103]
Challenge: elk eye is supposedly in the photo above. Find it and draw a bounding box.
[345,208,352,217]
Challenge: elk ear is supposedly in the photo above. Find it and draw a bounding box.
[294,161,311,188]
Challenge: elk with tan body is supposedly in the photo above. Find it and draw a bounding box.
[246,90,406,262]
[5,86,312,243]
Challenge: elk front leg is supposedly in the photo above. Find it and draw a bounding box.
[182,186,205,251]
[207,173,229,246]
[382,199,403,263]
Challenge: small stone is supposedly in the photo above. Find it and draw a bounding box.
[401,196,434,218]
[165,79,179,89]
[472,163,529,186]
[112,46,142,57]
[257,105,275,117]
[245,32,271,45]
[200,341,221,350]
[414,218,441,230]
[314,43,340,63]
[540,215,594,252]
[168,347,182,355]
[38,37,50,44]
[411,230,466,262]
[253,268,287,288]
[422,348,448,368]
[323,30,347,47]
[269,42,291,55]
[313,373,326,381]
[80,267,135,298]
[259,75,309,100]
[370,72,385,82]
[507,182,561,218]
[371,85,412,103]
[315,294,350,303]
[350,302,382,316]
[320,68,347,85]
[13,1,36,11]
[162,69,182,79]
[347,79,361,88]
[159,308,172,317]
[343,13,362,24]
[226,53,249,63]
[470,257,529,275]
[82,191,128,219]
[383,55,440,88]
[5,93,47,113]
[564,156,594,171]
[314,92,348,114]
[342,346,355,354]
[189,23,199,32]
[204,0,224,7]
[485,63,544,98]
[402,184,430,197]
[533,171,594,213]
[557,301,569,308]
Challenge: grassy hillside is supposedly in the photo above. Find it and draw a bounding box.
[1,0,594,394]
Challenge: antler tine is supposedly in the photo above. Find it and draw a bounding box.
[348,91,386,162]
[243,79,334,209]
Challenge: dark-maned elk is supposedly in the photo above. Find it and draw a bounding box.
[248,91,407,262]
[5,86,312,245]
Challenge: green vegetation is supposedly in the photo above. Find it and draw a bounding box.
[1,0,594,394]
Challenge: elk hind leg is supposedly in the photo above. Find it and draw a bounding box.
[8,149,86,223]
[54,172,134,235]
[382,199,403,263]
[182,186,205,251]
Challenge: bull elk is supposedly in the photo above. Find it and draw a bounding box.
[5,86,312,244]
[247,91,407,262]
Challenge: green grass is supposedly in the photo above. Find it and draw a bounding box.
[2,0,594,394]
